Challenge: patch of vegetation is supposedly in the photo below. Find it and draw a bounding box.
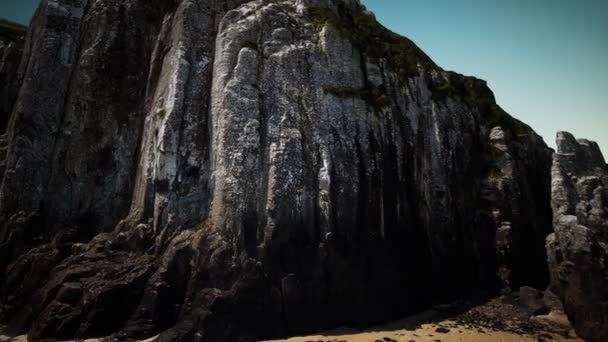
[322,85,391,110]
[309,7,436,78]
[309,7,345,33]
[322,85,362,97]
[489,106,531,139]
[309,6,531,141]
[428,71,487,104]
[156,108,167,119]
[195,219,211,232]
[429,71,531,141]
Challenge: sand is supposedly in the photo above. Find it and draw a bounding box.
[0,335,27,342]
[0,296,582,342]
[263,296,583,342]
[0,335,160,342]
[266,319,580,342]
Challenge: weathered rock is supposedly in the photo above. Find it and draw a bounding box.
[546,132,608,342]
[0,39,21,133]
[0,0,558,341]
[502,286,550,316]
[0,19,26,175]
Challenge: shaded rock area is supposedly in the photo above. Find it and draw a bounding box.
[0,0,602,341]
[547,132,608,342]
[0,19,26,174]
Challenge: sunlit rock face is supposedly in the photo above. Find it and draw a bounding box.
[547,132,608,342]
[0,0,564,341]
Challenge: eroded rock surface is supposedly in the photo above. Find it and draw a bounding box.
[0,19,26,175]
[0,0,563,341]
[547,132,608,342]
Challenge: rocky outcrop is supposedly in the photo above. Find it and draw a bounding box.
[547,132,608,342]
[0,0,558,341]
[0,19,26,174]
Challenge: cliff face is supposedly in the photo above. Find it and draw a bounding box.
[0,0,568,341]
[0,19,26,171]
[547,132,608,342]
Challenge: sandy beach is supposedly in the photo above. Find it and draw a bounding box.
[1,293,582,342]
[265,295,582,342]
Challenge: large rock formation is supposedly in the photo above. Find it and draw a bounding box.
[547,132,608,342]
[0,0,585,341]
[0,19,26,174]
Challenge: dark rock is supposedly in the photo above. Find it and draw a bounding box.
[546,132,608,342]
[503,287,550,316]
[435,327,450,333]
[541,289,564,312]
[0,20,26,176]
[0,0,562,341]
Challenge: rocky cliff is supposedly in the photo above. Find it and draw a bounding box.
[0,19,26,172]
[0,0,602,341]
[547,132,608,342]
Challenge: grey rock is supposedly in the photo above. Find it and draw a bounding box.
[0,0,559,341]
[0,20,26,175]
[502,286,550,316]
[546,131,608,342]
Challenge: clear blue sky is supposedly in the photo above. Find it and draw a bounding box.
[0,0,38,25]
[1,0,607,155]
[360,0,607,155]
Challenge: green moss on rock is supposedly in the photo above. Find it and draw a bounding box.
[309,5,532,141]
[322,85,362,97]
[322,85,391,111]
[428,71,531,141]
[309,7,435,78]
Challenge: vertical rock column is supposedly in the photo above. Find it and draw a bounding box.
[0,0,88,250]
[0,27,25,175]
[0,32,24,134]
[547,131,608,342]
